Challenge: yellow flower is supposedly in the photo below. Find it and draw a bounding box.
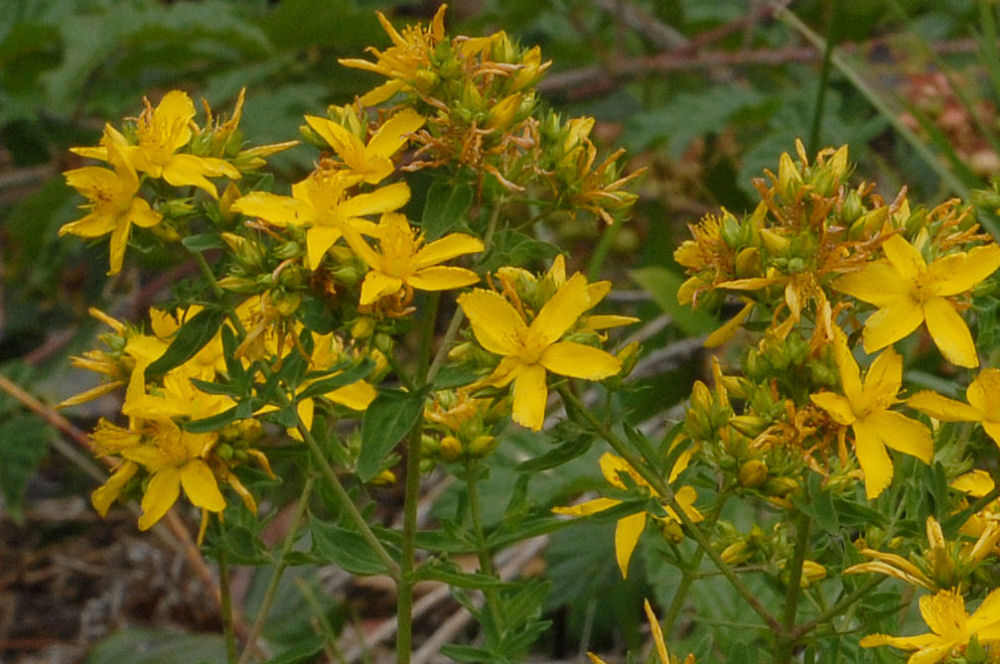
[809,328,933,499]
[305,109,425,184]
[344,212,482,305]
[60,140,162,274]
[835,233,1000,367]
[124,90,240,198]
[231,169,410,270]
[861,587,1000,663]
[553,452,702,578]
[908,368,1000,450]
[458,272,621,430]
[338,5,448,106]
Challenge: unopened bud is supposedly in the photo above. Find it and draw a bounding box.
[351,317,375,339]
[738,459,769,488]
[720,540,751,565]
[439,435,462,462]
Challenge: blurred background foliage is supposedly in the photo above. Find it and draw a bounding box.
[3,0,1000,662]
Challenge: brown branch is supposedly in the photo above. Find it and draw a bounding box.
[0,371,246,639]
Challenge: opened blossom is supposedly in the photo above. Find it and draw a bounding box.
[809,328,933,499]
[231,169,410,270]
[60,141,162,275]
[305,109,425,185]
[861,587,1000,663]
[344,212,482,305]
[458,271,621,430]
[553,451,701,578]
[835,233,1000,367]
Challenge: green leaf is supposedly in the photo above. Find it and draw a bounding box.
[0,412,52,521]
[181,233,226,252]
[477,230,560,273]
[413,561,504,589]
[438,644,494,664]
[145,308,224,379]
[86,628,225,664]
[309,513,394,576]
[298,358,374,400]
[358,388,425,482]
[515,434,593,472]
[260,637,324,664]
[421,177,474,240]
[629,266,717,336]
[184,401,253,434]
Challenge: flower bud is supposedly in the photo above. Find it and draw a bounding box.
[371,469,396,485]
[720,540,751,566]
[351,317,375,339]
[468,434,496,457]
[778,151,804,200]
[439,435,462,462]
[738,459,769,488]
[734,247,760,278]
[799,560,827,587]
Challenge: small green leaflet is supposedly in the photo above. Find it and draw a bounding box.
[421,177,474,240]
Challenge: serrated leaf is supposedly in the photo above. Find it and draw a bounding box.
[422,177,474,240]
[309,514,394,576]
[0,413,51,521]
[358,388,425,481]
[145,308,224,379]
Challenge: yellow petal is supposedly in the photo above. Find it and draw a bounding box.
[599,452,637,489]
[511,362,548,430]
[859,632,941,651]
[161,154,225,198]
[305,115,366,165]
[862,347,903,410]
[327,381,376,411]
[969,587,1000,633]
[138,466,181,530]
[107,216,129,275]
[861,297,924,354]
[614,511,646,579]
[59,211,114,238]
[584,314,640,331]
[968,368,1000,414]
[923,296,978,367]
[180,459,226,512]
[852,419,894,499]
[128,198,163,228]
[358,79,406,106]
[231,191,313,226]
[458,289,527,356]
[306,225,344,270]
[831,327,863,404]
[705,300,754,348]
[531,273,592,346]
[950,470,995,497]
[64,165,124,197]
[908,391,980,422]
[338,181,411,218]
[91,461,139,516]
[644,599,670,664]
[919,589,969,638]
[552,496,621,516]
[359,271,403,305]
[366,108,425,159]
[928,243,1000,297]
[540,341,620,380]
[155,90,196,147]
[865,410,933,464]
[810,391,856,426]
[413,233,484,269]
[406,266,480,292]
[882,234,926,280]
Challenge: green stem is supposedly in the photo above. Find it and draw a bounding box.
[396,295,437,664]
[465,461,495,576]
[219,548,238,664]
[662,491,730,635]
[774,4,969,198]
[298,422,401,580]
[790,576,887,640]
[806,2,837,155]
[190,247,247,336]
[556,385,782,633]
[237,475,315,664]
[773,510,812,664]
[586,221,620,282]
